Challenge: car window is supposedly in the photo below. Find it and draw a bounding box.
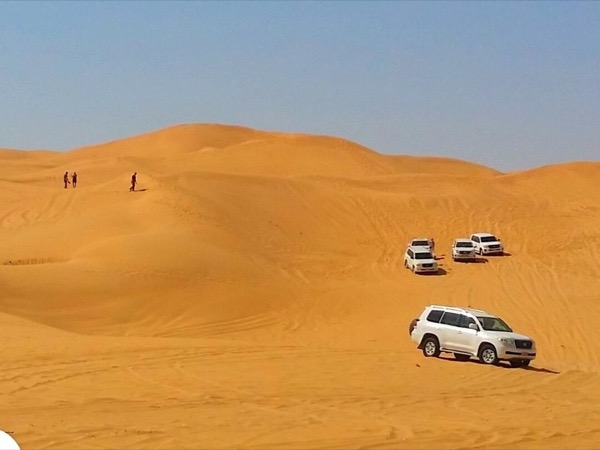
[481,236,498,243]
[440,312,460,327]
[477,316,513,332]
[472,236,480,243]
[456,242,473,248]
[426,309,443,323]
[408,249,414,258]
[415,252,433,260]
[413,240,429,247]
[459,315,477,329]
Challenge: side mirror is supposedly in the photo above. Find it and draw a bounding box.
[468,323,479,331]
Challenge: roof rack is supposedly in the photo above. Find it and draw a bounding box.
[428,305,489,314]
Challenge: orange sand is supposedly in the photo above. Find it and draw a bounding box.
[1,124,600,448]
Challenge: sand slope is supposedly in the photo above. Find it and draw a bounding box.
[1,124,600,449]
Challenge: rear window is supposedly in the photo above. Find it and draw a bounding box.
[426,309,443,323]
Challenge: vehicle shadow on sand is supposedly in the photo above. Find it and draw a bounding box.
[418,268,448,276]
[454,257,489,264]
[440,356,560,374]
[521,365,560,374]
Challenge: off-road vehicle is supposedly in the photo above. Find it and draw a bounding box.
[452,238,477,261]
[409,305,536,367]
[404,246,438,274]
[470,233,504,255]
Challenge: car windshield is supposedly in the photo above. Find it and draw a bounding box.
[415,252,433,260]
[412,240,429,246]
[477,316,513,332]
[481,236,498,243]
[456,242,473,248]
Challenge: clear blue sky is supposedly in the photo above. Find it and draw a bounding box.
[1,1,599,171]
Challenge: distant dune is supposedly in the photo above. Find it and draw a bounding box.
[1,123,600,449]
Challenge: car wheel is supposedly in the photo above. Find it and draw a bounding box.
[422,336,440,358]
[479,344,499,365]
[404,259,408,269]
[454,353,471,362]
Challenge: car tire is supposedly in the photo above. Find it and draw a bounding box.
[408,319,418,336]
[422,336,440,358]
[479,344,499,365]
[454,353,471,362]
[510,359,530,368]
[404,259,408,269]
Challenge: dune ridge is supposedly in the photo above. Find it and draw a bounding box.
[1,123,600,449]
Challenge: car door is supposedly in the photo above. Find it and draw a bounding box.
[438,312,461,350]
[407,249,415,269]
[453,314,479,353]
[471,235,481,252]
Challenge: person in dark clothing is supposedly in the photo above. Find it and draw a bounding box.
[72,172,78,188]
[63,171,70,189]
[130,172,137,191]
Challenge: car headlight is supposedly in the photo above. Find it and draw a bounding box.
[498,338,514,346]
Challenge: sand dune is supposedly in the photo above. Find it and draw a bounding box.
[1,124,600,449]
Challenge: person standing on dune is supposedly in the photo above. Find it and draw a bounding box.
[63,171,70,189]
[72,172,78,188]
[130,172,137,192]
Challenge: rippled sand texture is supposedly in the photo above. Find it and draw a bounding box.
[1,124,600,449]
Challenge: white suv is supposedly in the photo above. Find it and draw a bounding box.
[452,238,476,261]
[470,233,504,255]
[408,305,536,367]
[408,238,433,250]
[404,246,438,274]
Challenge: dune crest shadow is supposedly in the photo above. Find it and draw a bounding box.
[2,257,67,266]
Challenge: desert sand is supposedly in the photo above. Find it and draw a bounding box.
[1,123,600,449]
